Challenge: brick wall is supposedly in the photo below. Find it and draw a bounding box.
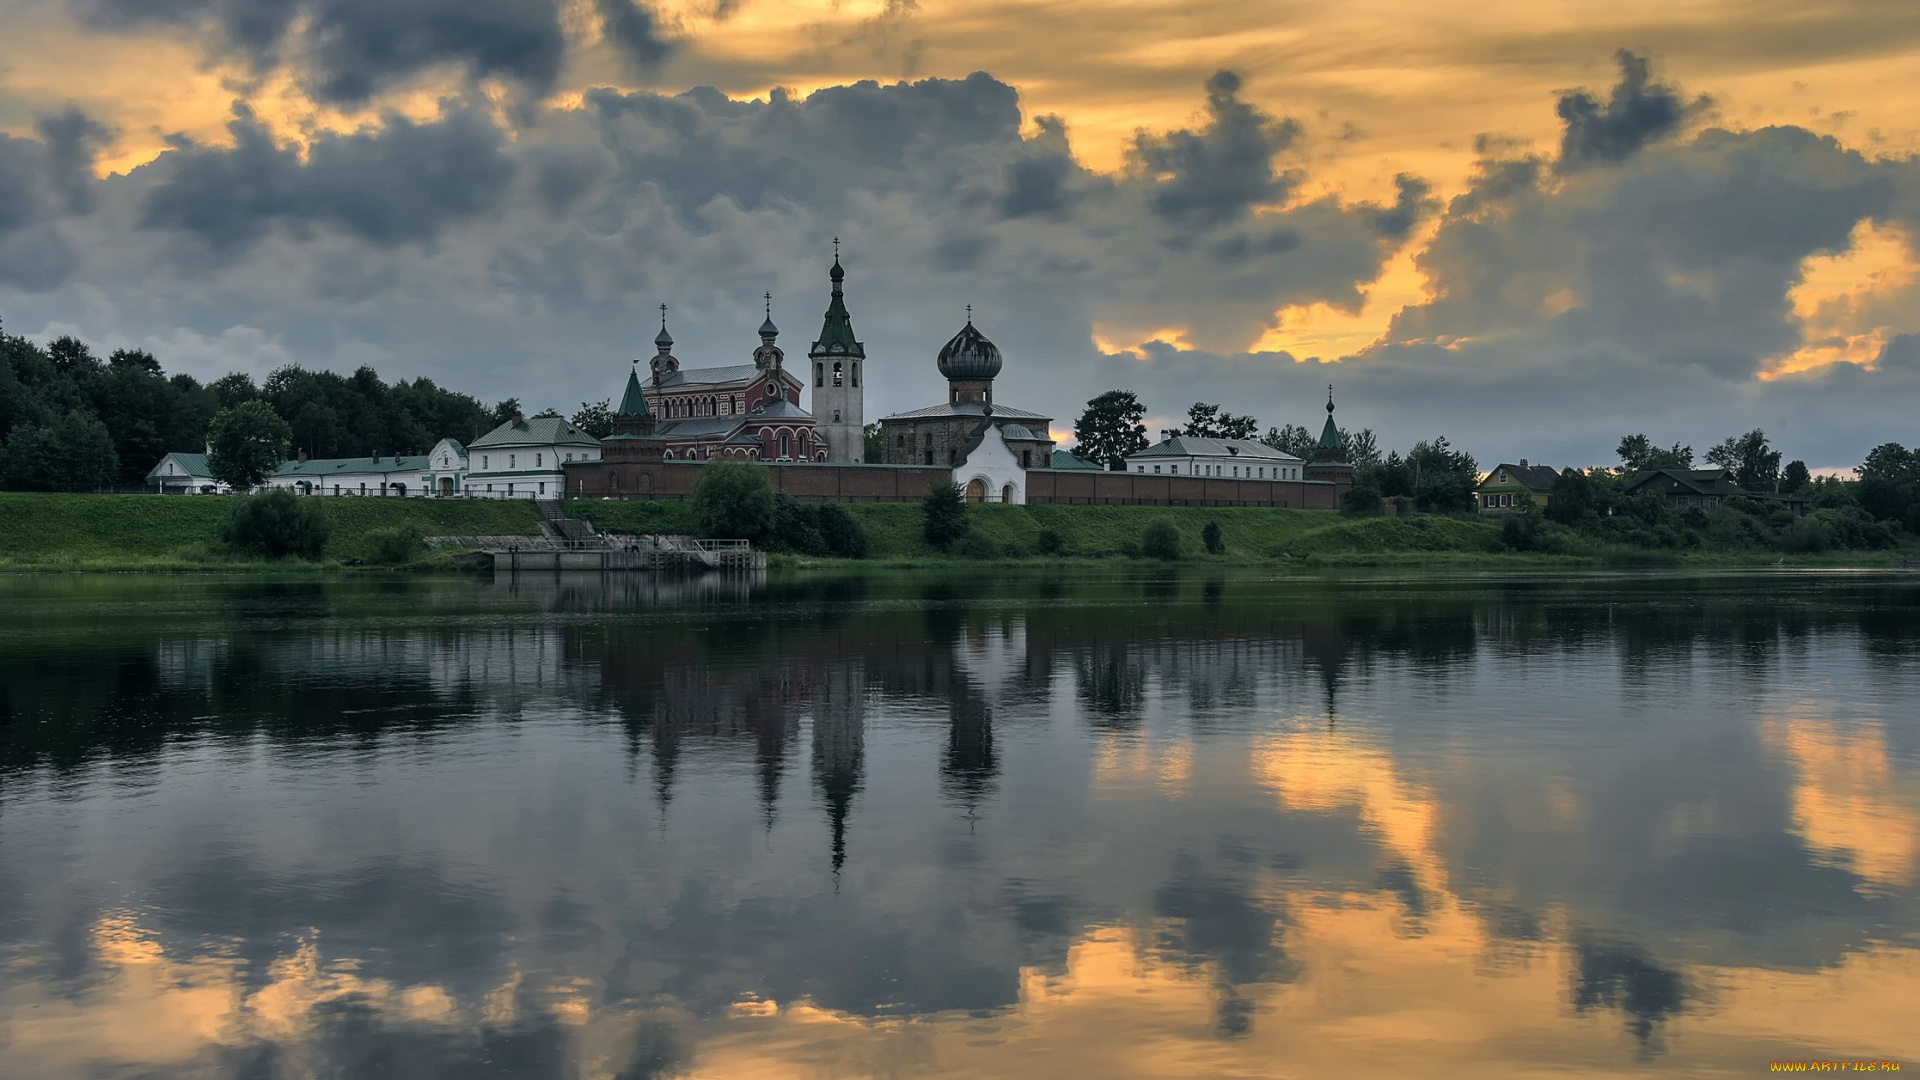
[564,460,1347,507]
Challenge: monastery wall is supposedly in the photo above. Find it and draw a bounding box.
[564,459,1348,508]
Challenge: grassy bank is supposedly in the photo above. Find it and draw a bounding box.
[0,493,542,570]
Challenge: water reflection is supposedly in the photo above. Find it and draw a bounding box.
[1,569,1918,1077]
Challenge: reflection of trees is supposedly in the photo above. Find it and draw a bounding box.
[1075,646,1147,730]
[941,689,998,814]
[1572,939,1687,1049]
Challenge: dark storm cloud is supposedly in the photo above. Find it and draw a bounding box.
[595,0,675,75]
[1127,70,1303,227]
[140,104,517,250]
[33,107,111,214]
[1556,50,1707,168]
[1369,173,1436,240]
[75,0,572,104]
[997,117,1079,220]
[0,133,80,289]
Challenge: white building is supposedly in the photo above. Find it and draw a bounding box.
[1123,436,1304,480]
[460,416,601,499]
[952,422,1029,504]
[145,452,227,494]
[264,453,437,497]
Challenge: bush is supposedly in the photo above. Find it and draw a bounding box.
[1140,521,1180,561]
[1035,528,1066,555]
[220,490,331,559]
[693,460,776,544]
[813,502,870,559]
[769,493,826,554]
[1342,485,1383,515]
[952,532,1002,559]
[362,524,425,564]
[1202,519,1225,554]
[1500,512,1549,552]
[922,483,970,551]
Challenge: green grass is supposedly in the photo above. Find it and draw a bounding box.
[564,499,697,535]
[0,493,542,569]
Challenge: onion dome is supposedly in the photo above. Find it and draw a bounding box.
[937,315,1002,382]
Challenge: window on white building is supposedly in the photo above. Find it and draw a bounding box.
[510,454,516,469]
[482,456,489,469]
[535,453,542,468]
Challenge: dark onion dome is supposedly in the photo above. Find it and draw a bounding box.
[937,320,1002,382]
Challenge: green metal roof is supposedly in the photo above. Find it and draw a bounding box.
[271,455,430,477]
[148,452,212,479]
[809,256,865,359]
[1049,450,1105,471]
[469,416,600,449]
[617,367,651,417]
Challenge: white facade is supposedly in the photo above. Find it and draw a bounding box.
[953,424,1026,505]
[145,453,228,494]
[1124,436,1304,481]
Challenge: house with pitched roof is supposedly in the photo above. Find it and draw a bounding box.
[1123,436,1304,481]
[145,452,226,494]
[264,453,437,497]
[1624,467,1808,515]
[461,415,601,499]
[1476,461,1561,513]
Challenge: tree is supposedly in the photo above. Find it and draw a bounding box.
[1,410,117,491]
[1343,428,1382,470]
[1546,467,1597,525]
[1343,484,1383,514]
[692,460,777,543]
[210,372,259,409]
[1140,521,1180,560]
[1706,429,1781,492]
[1398,437,1478,513]
[814,502,870,558]
[1617,433,1694,473]
[922,482,970,550]
[530,407,562,419]
[220,490,331,559]
[206,401,292,490]
[863,423,884,463]
[1780,460,1812,495]
[1857,443,1920,532]
[1262,424,1316,458]
[490,398,522,426]
[1179,402,1259,440]
[1201,519,1225,554]
[571,399,615,440]
[1071,390,1149,470]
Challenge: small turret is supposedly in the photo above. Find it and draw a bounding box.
[649,304,679,386]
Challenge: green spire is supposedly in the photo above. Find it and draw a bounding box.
[810,245,865,360]
[617,366,651,417]
[1316,384,1344,456]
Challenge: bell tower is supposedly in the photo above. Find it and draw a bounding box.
[809,240,866,463]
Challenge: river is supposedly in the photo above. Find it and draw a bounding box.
[1,568,1916,1077]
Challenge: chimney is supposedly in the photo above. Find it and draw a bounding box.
[1519,458,1529,468]
[298,449,308,462]
[372,453,381,464]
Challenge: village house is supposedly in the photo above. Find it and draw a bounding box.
[1123,436,1304,480]
[1476,461,1561,512]
[145,452,226,494]
[1624,467,1808,515]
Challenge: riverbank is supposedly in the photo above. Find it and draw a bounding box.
[3,493,1913,571]
[0,493,542,570]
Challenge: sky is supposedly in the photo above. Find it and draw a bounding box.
[2,0,1918,470]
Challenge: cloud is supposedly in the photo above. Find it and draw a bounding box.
[594,0,674,76]
[74,0,573,104]
[1556,50,1708,169]
[138,103,517,250]
[1126,70,1303,228]
[0,131,81,289]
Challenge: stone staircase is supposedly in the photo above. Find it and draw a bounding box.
[534,499,600,545]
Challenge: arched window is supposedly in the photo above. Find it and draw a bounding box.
[664,450,675,460]
[833,410,841,423]
[832,361,843,386]
[815,363,824,388]
[779,432,791,459]
[611,472,620,490]
[1002,483,1015,503]
[851,363,859,388]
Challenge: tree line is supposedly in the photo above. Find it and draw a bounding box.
[0,322,618,491]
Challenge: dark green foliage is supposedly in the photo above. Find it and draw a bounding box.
[1263,423,1315,458]
[1780,460,1812,495]
[862,423,884,463]
[692,460,777,542]
[220,490,331,559]
[1500,512,1550,551]
[1706,429,1782,492]
[362,524,425,564]
[1202,519,1225,554]
[1141,520,1180,560]
[1366,437,1478,513]
[770,493,825,553]
[570,399,614,439]
[951,532,1002,559]
[813,502,870,559]
[1858,443,1920,532]
[206,401,292,490]
[1071,390,1149,470]
[1,410,117,491]
[1617,434,1694,472]
[1035,528,1066,555]
[1546,468,1596,525]
[922,482,970,550]
[1343,485,1383,514]
[1177,402,1259,440]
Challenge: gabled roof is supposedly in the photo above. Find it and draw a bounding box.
[746,398,814,421]
[652,364,768,389]
[147,452,212,479]
[1129,436,1302,462]
[271,455,430,477]
[878,401,1052,422]
[1480,463,1561,491]
[1049,450,1105,471]
[469,416,599,449]
[653,416,747,440]
[430,438,466,455]
[1625,467,1748,497]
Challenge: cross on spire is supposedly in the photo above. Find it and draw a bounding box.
[1326,383,1335,413]
[832,236,840,258]
[765,292,772,317]
[660,303,667,329]
[965,303,973,324]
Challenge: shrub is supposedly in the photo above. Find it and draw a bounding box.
[922,483,970,551]
[693,460,776,544]
[1202,519,1225,554]
[1343,485,1383,515]
[769,493,826,555]
[363,524,425,564]
[952,532,1002,559]
[1500,512,1549,552]
[1140,521,1180,561]
[220,490,331,559]
[1035,528,1066,555]
[813,502,870,559]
